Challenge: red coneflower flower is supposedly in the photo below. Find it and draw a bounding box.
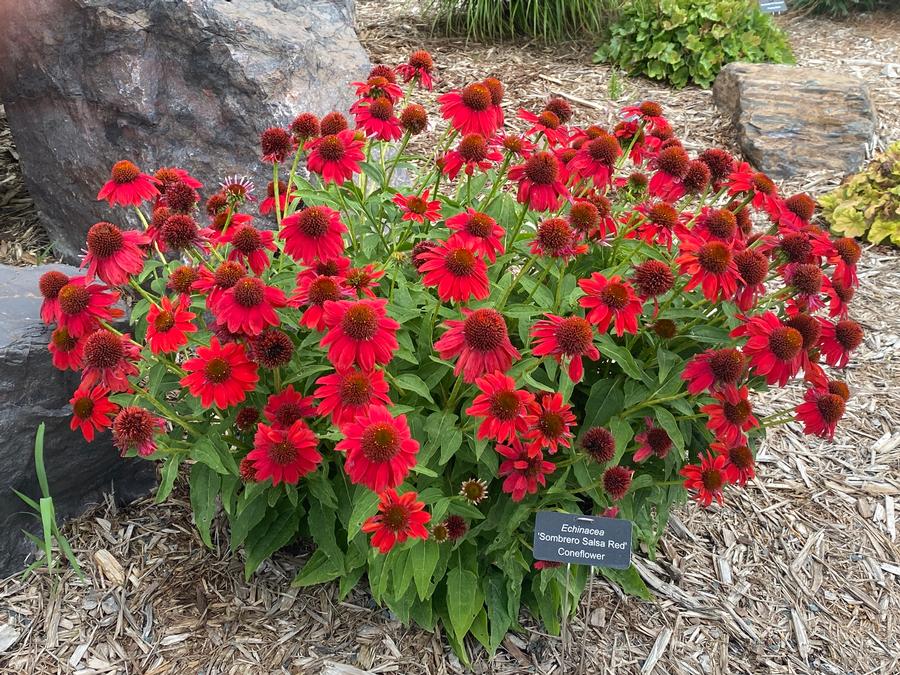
[192,261,247,311]
[305,129,365,186]
[343,264,384,299]
[795,385,845,439]
[697,148,735,186]
[631,201,685,250]
[259,180,291,217]
[518,109,569,147]
[568,132,622,188]
[531,315,599,383]
[778,193,817,229]
[167,266,199,299]
[48,326,84,371]
[508,151,570,212]
[443,515,468,541]
[353,96,403,141]
[154,167,203,190]
[733,247,769,311]
[362,488,430,554]
[281,205,347,265]
[632,259,675,301]
[649,146,689,201]
[80,329,140,392]
[111,406,165,457]
[701,385,759,446]
[69,384,117,442]
[568,200,600,237]
[299,256,351,281]
[82,222,148,286]
[292,274,352,331]
[38,270,70,325]
[732,312,803,386]
[581,426,616,464]
[352,75,403,102]
[711,441,755,486]
[680,452,729,506]
[813,236,861,289]
[530,217,587,260]
[446,208,505,262]
[250,328,295,369]
[247,420,321,486]
[396,49,435,90]
[784,262,827,312]
[260,127,293,163]
[181,338,259,408]
[633,417,673,462]
[320,112,349,136]
[524,392,576,456]
[314,367,392,426]
[162,180,199,214]
[826,275,854,319]
[320,299,400,370]
[603,466,633,501]
[97,160,159,206]
[290,112,320,142]
[400,104,429,135]
[465,371,534,443]
[434,308,521,382]
[621,100,666,129]
[337,405,419,492]
[817,318,863,368]
[727,162,781,219]
[55,276,123,338]
[235,407,260,433]
[438,82,501,137]
[578,273,642,337]
[682,160,712,195]
[676,233,740,302]
[681,348,744,394]
[441,133,502,180]
[497,438,555,502]
[417,240,490,303]
[159,213,210,253]
[497,133,536,159]
[214,277,287,337]
[263,385,317,429]
[393,189,442,224]
[145,295,197,354]
[693,208,738,243]
[221,223,277,275]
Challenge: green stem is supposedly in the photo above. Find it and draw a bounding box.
[272,162,283,226]
[495,257,536,311]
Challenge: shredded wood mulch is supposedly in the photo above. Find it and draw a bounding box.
[2,3,899,674]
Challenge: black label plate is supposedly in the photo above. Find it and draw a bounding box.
[533,512,632,569]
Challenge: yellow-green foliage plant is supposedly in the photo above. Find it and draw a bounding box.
[820,142,900,246]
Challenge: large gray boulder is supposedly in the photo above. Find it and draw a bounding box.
[0,264,157,576]
[0,0,369,262]
[713,62,878,181]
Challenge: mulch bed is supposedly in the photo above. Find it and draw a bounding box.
[1,3,899,674]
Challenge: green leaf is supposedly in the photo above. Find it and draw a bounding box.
[230,493,267,550]
[578,377,624,439]
[189,463,220,548]
[244,501,300,580]
[394,373,436,404]
[347,487,380,542]
[600,565,652,600]
[653,406,684,453]
[446,568,482,641]
[597,334,646,381]
[292,548,344,587]
[411,540,441,600]
[156,452,183,504]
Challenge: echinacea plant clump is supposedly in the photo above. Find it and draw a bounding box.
[39,51,862,660]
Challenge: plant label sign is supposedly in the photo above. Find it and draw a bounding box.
[533,512,632,569]
[758,0,787,13]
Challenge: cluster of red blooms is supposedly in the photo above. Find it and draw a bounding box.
[38,49,862,556]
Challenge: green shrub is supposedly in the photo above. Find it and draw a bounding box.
[594,0,794,89]
[425,0,614,41]
[820,141,900,246]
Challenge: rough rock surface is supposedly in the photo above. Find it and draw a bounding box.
[0,0,369,262]
[0,264,156,576]
[713,62,878,181]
